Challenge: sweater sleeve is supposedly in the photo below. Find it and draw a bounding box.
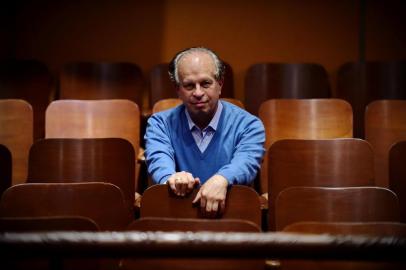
[216,116,265,185]
[144,113,176,184]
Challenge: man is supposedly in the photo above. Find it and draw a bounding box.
[144,47,265,216]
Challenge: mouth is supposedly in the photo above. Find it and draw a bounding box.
[191,101,208,108]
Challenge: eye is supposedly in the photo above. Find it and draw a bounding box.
[183,83,195,90]
[201,80,212,88]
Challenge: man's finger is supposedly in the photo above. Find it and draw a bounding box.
[168,179,176,193]
[192,190,201,204]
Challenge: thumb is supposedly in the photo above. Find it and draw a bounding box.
[194,177,201,186]
[192,189,201,204]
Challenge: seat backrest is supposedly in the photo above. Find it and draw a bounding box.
[127,217,260,232]
[284,221,406,237]
[268,138,375,230]
[258,99,353,194]
[0,216,100,232]
[149,62,235,108]
[45,99,140,191]
[365,100,406,187]
[275,187,399,231]
[140,184,261,228]
[245,63,330,115]
[0,144,12,196]
[336,61,406,138]
[0,182,133,230]
[27,138,135,209]
[0,59,54,140]
[121,218,263,270]
[60,62,144,106]
[0,99,33,185]
[389,141,406,223]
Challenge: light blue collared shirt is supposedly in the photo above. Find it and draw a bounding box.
[185,101,223,153]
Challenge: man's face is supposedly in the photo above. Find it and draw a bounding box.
[176,52,222,123]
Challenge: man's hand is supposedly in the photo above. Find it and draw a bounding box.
[192,175,228,218]
[167,171,200,196]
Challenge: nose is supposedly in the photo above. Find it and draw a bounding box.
[193,84,205,98]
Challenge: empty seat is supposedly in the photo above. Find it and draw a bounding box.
[267,138,375,230]
[45,99,141,194]
[0,144,11,196]
[0,99,33,185]
[336,61,406,138]
[258,99,353,195]
[245,63,331,115]
[0,59,54,140]
[149,62,235,108]
[275,187,399,231]
[0,182,133,230]
[0,216,99,232]
[27,138,135,209]
[121,217,263,270]
[365,100,406,187]
[152,98,244,114]
[389,141,406,222]
[60,62,145,106]
[140,184,261,228]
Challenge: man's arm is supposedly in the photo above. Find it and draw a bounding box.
[145,114,199,195]
[144,114,177,184]
[216,116,265,185]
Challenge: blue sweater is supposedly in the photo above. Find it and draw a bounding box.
[144,101,265,185]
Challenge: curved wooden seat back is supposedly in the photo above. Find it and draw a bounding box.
[389,141,406,223]
[0,144,12,196]
[45,99,140,191]
[268,138,375,230]
[140,184,261,228]
[27,138,135,209]
[0,216,100,232]
[258,99,353,194]
[366,100,406,188]
[152,98,244,114]
[0,182,133,231]
[282,221,406,270]
[127,217,260,232]
[149,62,234,108]
[0,99,33,185]
[0,59,54,140]
[284,221,406,237]
[337,61,406,138]
[122,217,262,270]
[245,63,331,115]
[60,62,144,106]
[275,187,399,231]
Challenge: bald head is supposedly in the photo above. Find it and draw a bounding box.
[168,47,225,87]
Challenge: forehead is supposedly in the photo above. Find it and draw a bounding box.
[177,52,216,81]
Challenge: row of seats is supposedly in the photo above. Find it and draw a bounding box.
[1,98,405,192]
[1,60,405,140]
[1,98,406,229]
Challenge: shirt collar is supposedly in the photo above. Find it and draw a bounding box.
[185,101,223,131]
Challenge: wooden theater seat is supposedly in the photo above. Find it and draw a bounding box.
[267,138,375,230]
[0,182,133,231]
[244,63,331,115]
[258,98,353,195]
[121,217,263,270]
[140,184,261,228]
[27,138,135,209]
[365,100,406,187]
[389,141,406,222]
[275,187,399,231]
[0,99,33,185]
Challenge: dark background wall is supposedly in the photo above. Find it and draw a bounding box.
[1,0,405,108]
